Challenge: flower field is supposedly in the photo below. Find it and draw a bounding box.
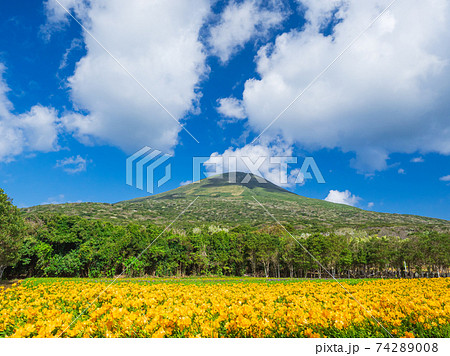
[0,278,449,338]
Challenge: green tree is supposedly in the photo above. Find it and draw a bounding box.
[0,188,25,279]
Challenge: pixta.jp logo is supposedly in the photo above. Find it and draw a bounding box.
[126,146,325,193]
[126,147,171,193]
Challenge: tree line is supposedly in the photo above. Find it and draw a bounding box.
[1,189,449,279]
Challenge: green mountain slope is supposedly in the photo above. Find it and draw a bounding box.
[22,172,450,236]
[128,171,294,200]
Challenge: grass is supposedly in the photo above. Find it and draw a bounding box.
[20,276,374,287]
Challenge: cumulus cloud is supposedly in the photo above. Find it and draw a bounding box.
[238,0,450,172]
[217,97,246,122]
[55,155,89,174]
[208,0,286,63]
[44,0,210,153]
[40,0,90,39]
[0,64,60,162]
[325,190,360,206]
[439,175,450,182]
[398,168,405,174]
[411,157,424,163]
[368,202,375,208]
[203,140,305,187]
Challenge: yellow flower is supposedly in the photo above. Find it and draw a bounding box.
[1,278,448,338]
[402,332,415,338]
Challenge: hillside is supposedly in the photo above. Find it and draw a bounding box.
[22,172,450,236]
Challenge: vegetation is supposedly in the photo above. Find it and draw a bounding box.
[0,188,25,279]
[4,214,449,279]
[1,176,449,339]
[2,174,449,278]
[22,173,450,237]
[1,278,449,337]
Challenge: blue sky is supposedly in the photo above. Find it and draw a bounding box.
[0,0,449,220]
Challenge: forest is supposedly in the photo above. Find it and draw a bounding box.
[4,214,450,279]
[1,189,449,279]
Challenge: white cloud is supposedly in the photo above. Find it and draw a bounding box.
[411,156,424,163]
[0,64,60,162]
[180,180,192,186]
[40,0,90,40]
[439,175,450,182]
[217,97,246,122]
[325,190,360,206]
[208,0,286,63]
[42,0,89,27]
[203,139,303,187]
[55,155,89,174]
[41,194,82,205]
[398,168,405,174]
[41,194,66,205]
[59,38,83,70]
[239,0,450,172]
[368,202,374,208]
[44,0,210,153]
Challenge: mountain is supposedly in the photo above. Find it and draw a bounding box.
[127,172,295,201]
[22,172,450,236]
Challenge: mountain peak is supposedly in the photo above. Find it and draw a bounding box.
[204,171,285,189]
[124,171,293,203]
[182,171,294,195]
